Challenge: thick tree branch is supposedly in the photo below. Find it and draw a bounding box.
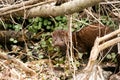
[0,0,103,18]
[26,0,103,17]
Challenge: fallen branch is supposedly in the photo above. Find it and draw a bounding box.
[0,51,36,76]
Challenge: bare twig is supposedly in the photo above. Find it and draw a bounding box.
[67,14,77,80]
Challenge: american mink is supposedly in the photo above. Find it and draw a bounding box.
[52,24,117,57]
[52,24,120,73]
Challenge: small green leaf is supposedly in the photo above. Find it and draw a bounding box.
[34,26,38,29]
[62,17,67,22]
[38,22,42,29]
[28,19,33,22]
[39,54,44,59]
[39,18,43,21]
[106,54,112,59]
[111,53,116,58]
[13,40,18,43]
[34,17,39,22]
[47,21,51,25]
[14,24,22,31]
[55,16,61,21]
[9,38,14,42]
[43,19,48,26]
[46,26,50,29]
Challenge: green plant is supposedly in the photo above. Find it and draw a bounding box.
[9,38,18,44]
[100,16,117,29]
[28,17,43,33]
[13,24,22,31]
[106,53,116,62]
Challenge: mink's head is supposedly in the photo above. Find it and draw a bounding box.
[52,30,69,48]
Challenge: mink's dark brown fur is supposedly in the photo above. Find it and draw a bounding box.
[52,24,117,56]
